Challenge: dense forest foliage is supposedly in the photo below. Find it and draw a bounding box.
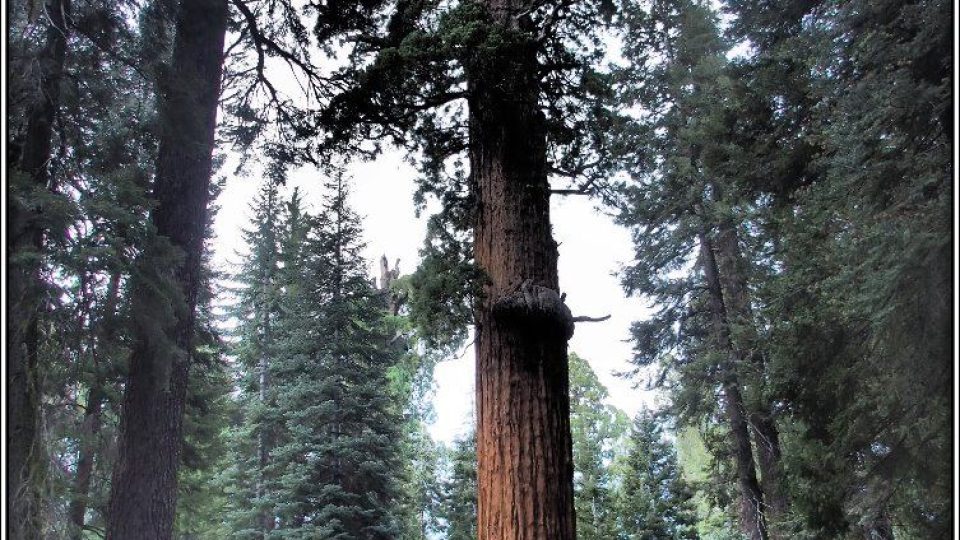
[5,0,952,539]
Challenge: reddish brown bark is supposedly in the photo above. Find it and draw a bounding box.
[105,1,227,538]
[700,232,768,540]
[468,7,576,538]
[7,2,70,537]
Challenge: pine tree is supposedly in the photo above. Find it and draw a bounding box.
[219,179,290,538]
[568,353,627,540]
[268,176,405,537]
[107,1,229,536]
[440,433,478,540]
[613,1,777,537]
[7,3,71,535]
[616,414,698,540]
[724,0,952,535]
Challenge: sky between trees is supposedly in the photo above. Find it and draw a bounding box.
[212,152,657,443]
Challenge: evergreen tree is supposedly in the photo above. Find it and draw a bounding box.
[568,353,627,540]
[440,433,478,540]
[7,3,72,534]
[220,179,288,538]
[613,1,778,537]
[724,0,952,535]
[396,422,444,539]
[295,0,626,531]
[616,414,698,540]
[106,0,229,536]
[268,176,405,538]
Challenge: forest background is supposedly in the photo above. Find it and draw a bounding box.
[5,0,954,538]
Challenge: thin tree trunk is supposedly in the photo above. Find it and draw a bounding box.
[69,388,103,537]
[7,1,70,537]
[750,414,787,530]
[106,1,227,538]
[712,218,789,532]
[255,184,277,538]
[699,232,768,540]
[469,7,576,538]
[69,272,122,539]
[257,301,273,536]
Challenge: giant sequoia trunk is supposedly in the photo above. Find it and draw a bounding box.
[713,219,789,532]
[468,7,576,539]
[106,1,227,537]
[699,233,768,540]
[7,1,70,537]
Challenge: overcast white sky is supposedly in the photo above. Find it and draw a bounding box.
[211,148,662,444]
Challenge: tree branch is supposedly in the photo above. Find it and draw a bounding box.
[572,314,611,323]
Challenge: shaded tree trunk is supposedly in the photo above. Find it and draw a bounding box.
[7,1,70,537]
[105,1,227,538]
[712,218,789,532]
[468,7,576,538]
[699,232,768,540]
[68,386,103,538]
[750,414,787,532]
[69,272,122,539]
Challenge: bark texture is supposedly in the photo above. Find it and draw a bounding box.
[713,218,789,533]
[379,255,406,315]
[7,1,70,537]
[468,7,576,538]
[105,1,227,538]
[700,233,768,540]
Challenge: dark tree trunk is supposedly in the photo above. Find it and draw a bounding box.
[750,413,787,532]
[7,1,70,537]
[69,272,122,539]
[468,7,576,538]
[699,233,768,540]
[105,1,227,538]
[69,388,103,538]
[712,219,789,532]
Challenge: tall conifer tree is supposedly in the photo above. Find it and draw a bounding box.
[106,0,228,536]
[440,433,479,540]
[268,176,405,537]
[616,414,698,540]
[569,354,627,540]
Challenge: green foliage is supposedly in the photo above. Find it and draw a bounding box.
[174,335,234,540]
[264,176,407,537]
[616,0,952,535]
[727,0,952,535]
[616,413,699,540]
[569,353,628,540]
[675,428,741,540]
[396,422,444,538]
[407,227,484,353]
[439,433,478,540]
